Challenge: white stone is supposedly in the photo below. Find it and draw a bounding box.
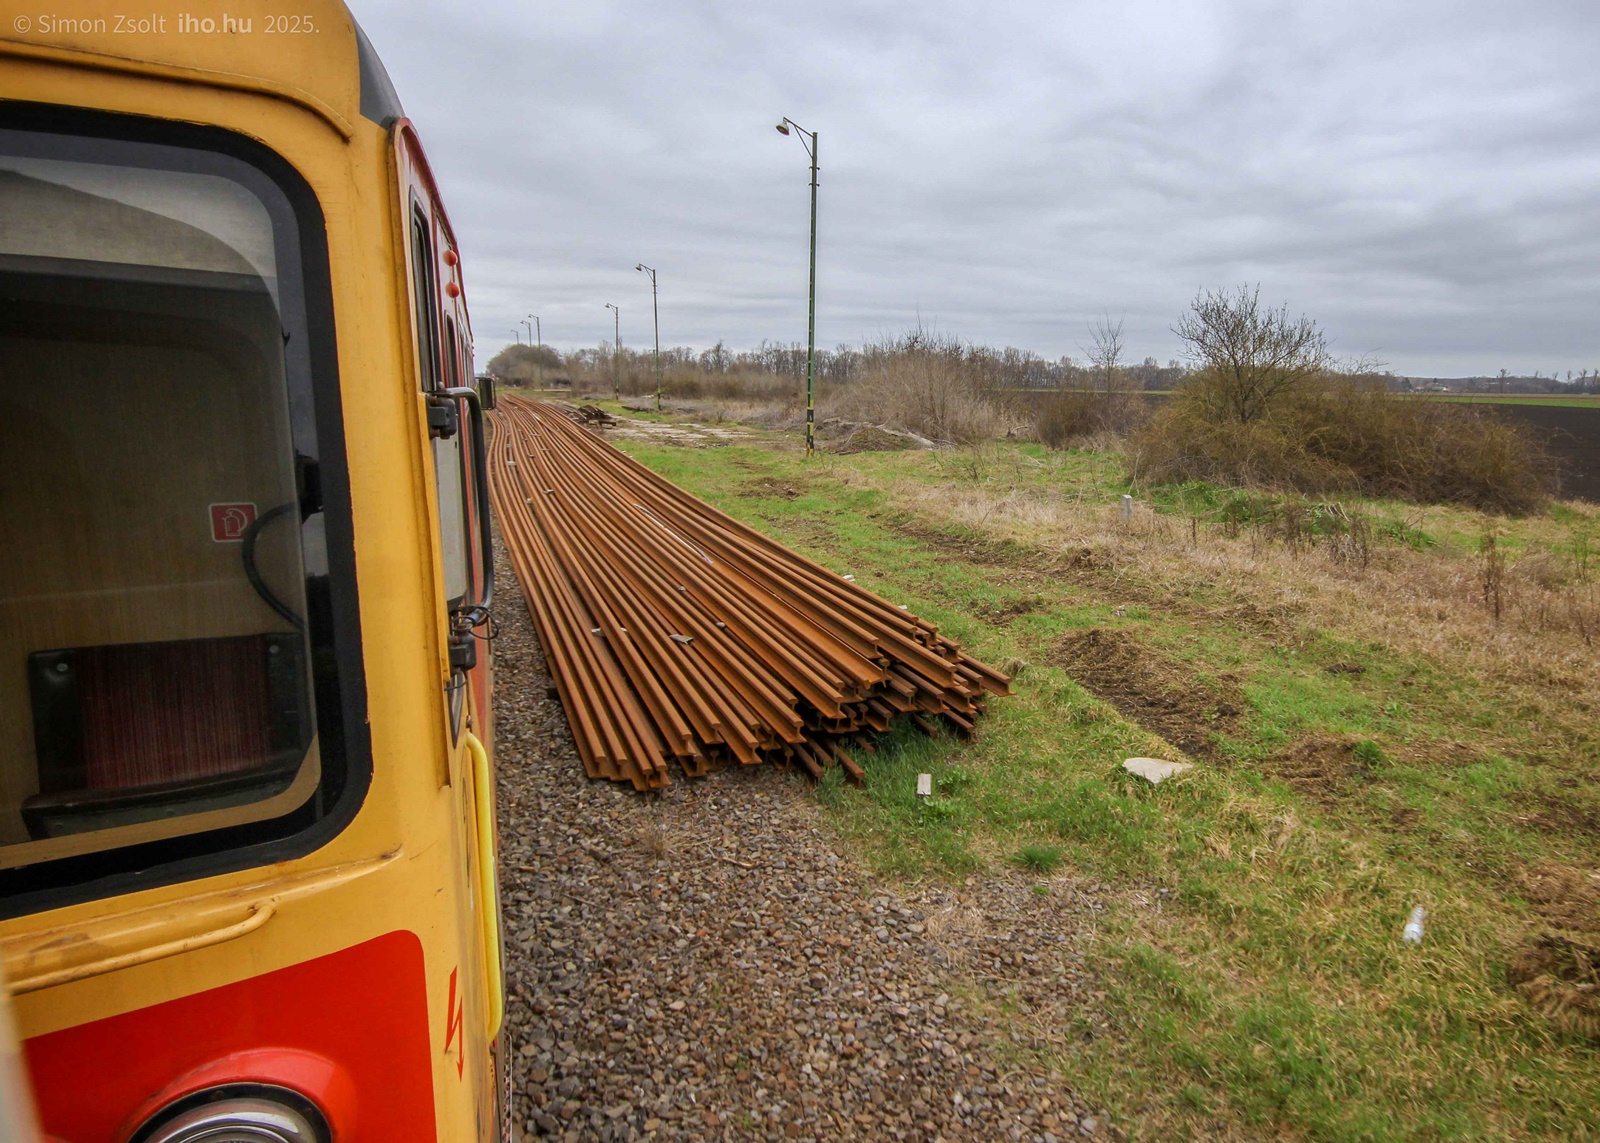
[1122,757,1193,784]
[916,773,933,798]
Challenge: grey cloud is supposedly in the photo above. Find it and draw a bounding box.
[354,0,1600,377]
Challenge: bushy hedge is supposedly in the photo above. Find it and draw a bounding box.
[1032,391,1151,448]
[1129,377,1553,514]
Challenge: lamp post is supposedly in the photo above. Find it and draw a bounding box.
[529,314,541,349]
[635,264,661,411]
[511,328,521,345]
[521,317,534,348]
[604,302,621,400]
[776,116,819,458]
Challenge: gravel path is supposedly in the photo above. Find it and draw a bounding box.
[492,536,1120,1143]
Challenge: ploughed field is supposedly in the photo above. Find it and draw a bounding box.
[1495,403,1600,503]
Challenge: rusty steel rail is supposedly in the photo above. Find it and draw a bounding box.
[487,396,1009,790]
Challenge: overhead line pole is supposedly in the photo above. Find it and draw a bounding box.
[777,116,819,458]
[605,302,621,400]
[636,264,661,411]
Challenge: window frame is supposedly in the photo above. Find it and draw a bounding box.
[409,199,476,611]
[0,102,371,918]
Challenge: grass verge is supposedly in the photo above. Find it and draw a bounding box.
[601,403,1600,1141]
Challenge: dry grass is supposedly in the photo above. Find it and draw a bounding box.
[824,353,1006,445]
[631,822,671,859]
[922,901,989,943]
[1031,390,1150,448]
[856,470,1600,698]
[1509,857,1600,1044]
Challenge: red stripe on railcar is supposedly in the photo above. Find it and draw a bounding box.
[23,930,437,1143]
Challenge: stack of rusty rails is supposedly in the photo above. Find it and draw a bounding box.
[487,395,1010,791]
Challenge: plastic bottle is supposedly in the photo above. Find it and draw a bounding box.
[1402,906,1425,944]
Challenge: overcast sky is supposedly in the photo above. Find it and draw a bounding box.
[354,0,1600,379]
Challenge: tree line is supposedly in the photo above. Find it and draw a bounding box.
[491,333,1193,391]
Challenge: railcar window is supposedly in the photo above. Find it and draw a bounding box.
[445,315,461,389]
[0,118,362,902]
[413,209,469,604]
[409,209,440,392]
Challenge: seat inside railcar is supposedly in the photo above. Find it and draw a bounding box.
[0,160,317,864]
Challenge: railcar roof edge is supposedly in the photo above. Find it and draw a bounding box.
[0,2,395,134]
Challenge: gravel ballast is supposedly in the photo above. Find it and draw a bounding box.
[492,536,1119,1142]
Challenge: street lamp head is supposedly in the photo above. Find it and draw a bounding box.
[635,264,643,271]
[775,121,790,135]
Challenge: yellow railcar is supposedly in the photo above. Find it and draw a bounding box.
[0,5,507,1139]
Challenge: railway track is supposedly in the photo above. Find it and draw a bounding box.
[486,396,1009,789]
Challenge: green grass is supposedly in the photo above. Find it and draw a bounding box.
[607,408,1600,1141]
[1013,843,1066,873]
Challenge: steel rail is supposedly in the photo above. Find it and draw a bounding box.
[487,396,1010,785]
[502,403,805,747]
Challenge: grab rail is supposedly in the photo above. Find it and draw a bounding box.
[1,852,395,996]
[464,729,503,1041]
[9,906,273,995]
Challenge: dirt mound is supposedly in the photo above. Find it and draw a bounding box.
[1512,787,1600,839]
[1508,860,1600,1040]
[1517,859,1600,935]
[894,520,1051,573]
[1051,628,1244,761]
[974,596,1047,626]
[737,477,804,501]
[570,403,618,427]
[1259,735,1376,803]
[1509,933,1600,1041]
[829,423,930,454]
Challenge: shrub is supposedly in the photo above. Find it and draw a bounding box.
[824,330,1004,445]
[1130,379,1552,514]
[1033,390,1152,448]
[1130,286,1553,513]
[1034,391,1104,448]
[1172,285,1331,425]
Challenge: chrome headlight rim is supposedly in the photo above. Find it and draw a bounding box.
[128,1083,331,1143]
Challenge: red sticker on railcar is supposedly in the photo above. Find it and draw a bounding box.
[209,503,257,542]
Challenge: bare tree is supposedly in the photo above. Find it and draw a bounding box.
[1173,285,1330,423]
[698,339,730,374]
[1084,314,1126,399]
